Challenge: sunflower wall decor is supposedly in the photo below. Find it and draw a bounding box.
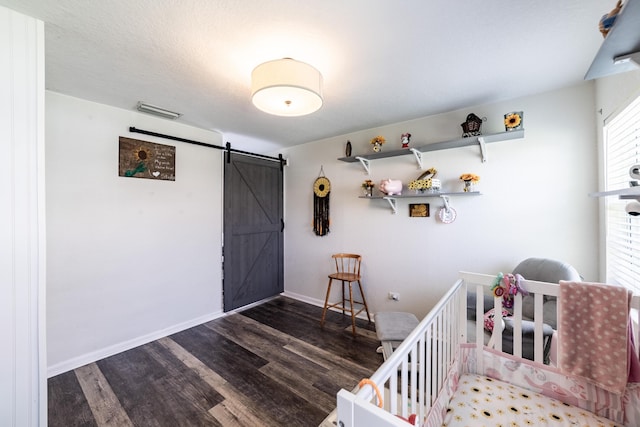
[504,111,523,132]
[370,135,386,152]
[118,136,175,181]
[313,171,331,236]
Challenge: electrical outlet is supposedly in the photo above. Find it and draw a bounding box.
[388,292,400,301]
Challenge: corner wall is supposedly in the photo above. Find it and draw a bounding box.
[281,83,600,318]
[46,92,224,375]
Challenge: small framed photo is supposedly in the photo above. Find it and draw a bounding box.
[409,203,429,217]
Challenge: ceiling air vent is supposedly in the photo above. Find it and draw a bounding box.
[136,102,182,120]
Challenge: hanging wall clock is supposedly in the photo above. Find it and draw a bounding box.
[313,169,331,236]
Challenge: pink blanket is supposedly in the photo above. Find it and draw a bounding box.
[558,280,637,394]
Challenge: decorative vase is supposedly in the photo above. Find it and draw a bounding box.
[364,186,373,197]
[345,140,352,157]
[463,180,474,192]
[372,142,382,153]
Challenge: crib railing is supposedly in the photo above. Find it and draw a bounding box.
[336,277,467,427]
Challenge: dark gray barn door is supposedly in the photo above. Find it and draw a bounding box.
[223,153,283,311]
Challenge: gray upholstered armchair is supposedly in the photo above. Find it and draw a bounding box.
[513,257,581,286]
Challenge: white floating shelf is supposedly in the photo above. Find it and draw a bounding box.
[338,130,524,173]
[361,191,481,213]
[359,191,481,200]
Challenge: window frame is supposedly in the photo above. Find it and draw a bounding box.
[603,94,640,293]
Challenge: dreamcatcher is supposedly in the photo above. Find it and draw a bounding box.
[313,167,331,236]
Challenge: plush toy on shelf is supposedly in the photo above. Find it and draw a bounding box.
[599,0,623,38]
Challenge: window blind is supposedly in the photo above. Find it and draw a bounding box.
[605,95,640,293]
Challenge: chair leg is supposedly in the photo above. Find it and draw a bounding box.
[320,278,334,328]
[357,280,372,322]
[348,283,357,336]
[341,281,347,315]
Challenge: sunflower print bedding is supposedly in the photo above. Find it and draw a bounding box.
[442,374,620,427]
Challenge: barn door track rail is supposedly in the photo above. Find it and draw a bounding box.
[128,127,287,170]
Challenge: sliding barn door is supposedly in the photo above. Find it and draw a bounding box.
[223,153,283,311]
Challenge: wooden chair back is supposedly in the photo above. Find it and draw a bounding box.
[331,253,361,281]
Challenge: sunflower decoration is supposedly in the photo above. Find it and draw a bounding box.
[408,167,439,192]
[361,179,374,189]
[459,173,480,183]
[362,179,374,196]
[133,146,153,162]
[460,173,480,192]
[504,111,523,131]
[313,171,331,236]
[370,135,386,152]
[370,135,386,145]
[124,146,154,177]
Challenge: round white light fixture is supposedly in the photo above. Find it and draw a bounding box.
[251,58,323,117]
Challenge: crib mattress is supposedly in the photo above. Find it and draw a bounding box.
[442,373,620,427]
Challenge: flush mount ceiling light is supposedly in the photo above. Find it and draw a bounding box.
[251,58,323,117]
[136,102,182,120]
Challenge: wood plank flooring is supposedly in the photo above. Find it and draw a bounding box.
[48,296,382,426]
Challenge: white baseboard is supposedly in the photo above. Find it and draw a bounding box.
[281,290,325,308]
[47,310,225,378]
[227,294,282,314]
[281,291,375,321]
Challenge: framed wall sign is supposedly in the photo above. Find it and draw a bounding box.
[118,136,175,181]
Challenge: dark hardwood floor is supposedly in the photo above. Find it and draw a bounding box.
[48,296,382,426]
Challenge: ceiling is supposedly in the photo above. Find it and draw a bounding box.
[1,0,608,151]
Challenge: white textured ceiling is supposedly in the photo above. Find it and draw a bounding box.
[1,0,608,151]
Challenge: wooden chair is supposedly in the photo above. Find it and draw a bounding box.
[320,253,371,336]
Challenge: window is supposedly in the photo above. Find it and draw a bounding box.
[604,95,640,293]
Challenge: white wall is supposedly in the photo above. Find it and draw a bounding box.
[0,7,46,426]
[282,83,600,318]
[595,70,640,117]
[46,92,224,375]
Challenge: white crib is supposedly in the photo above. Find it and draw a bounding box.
[336,272,640,427]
